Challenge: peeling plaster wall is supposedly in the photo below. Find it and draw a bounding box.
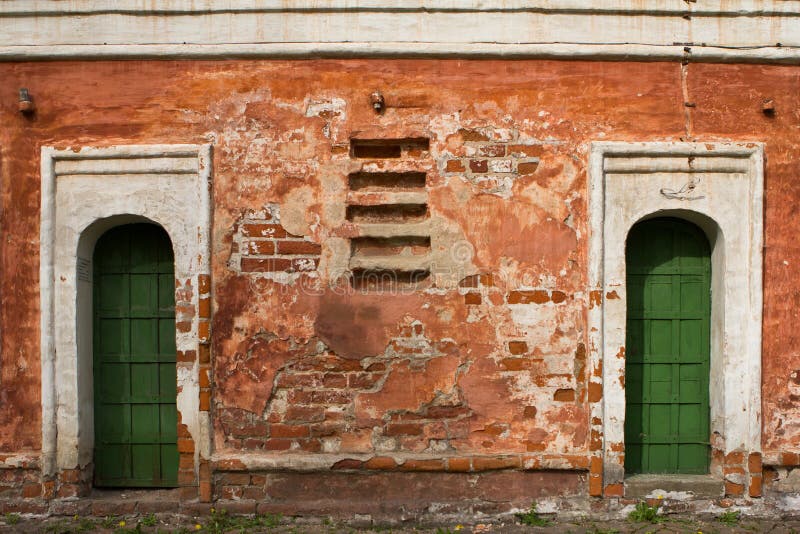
[0,59,798,504]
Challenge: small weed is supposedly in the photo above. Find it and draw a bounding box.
[4,513,20,525]
[717,510,740,526]
[434,529,453,534]
[101,516,121,529]
[203,508,282,533]
[627,501,664,524]
[140,513,158,527]
[515,503,553,527]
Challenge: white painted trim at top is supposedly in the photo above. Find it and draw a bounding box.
[587,142,763,489]
[2,0,800,15]
[3,43,800,64]
[2,0,800,63]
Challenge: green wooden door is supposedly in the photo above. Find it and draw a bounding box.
[93,224,178,487]
[624,218,711,474]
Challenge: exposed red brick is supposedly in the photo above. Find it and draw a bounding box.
[332,459,363,470]
[446,458,471,472]
[749,474,762,497]
[240,258,292,272]
[508,144,544,158]
[458,128,490,142]
[508,341,528,355]
[604,483,624,497]
[725,480,745,496]
[523,406,537,418]
[276,240,322,255]
[469,160,488,173]
[472,456,521,471]
[464,292,481,305]
[246,240,276,255]
[588,382,603,403]
[177,438,195,454]
[748,452,762,474]
[553,388,576,402]
[198,274,211,294]
[386,423,424,436]
[199,390,211,411]
[517,161,540,174]
[478,144,506,157]
[550,290,567,303]
[445,159,466,172]
[399,459,445,471]
[242,223,287,238]
[364,456,398,470]
[507,290,549,304]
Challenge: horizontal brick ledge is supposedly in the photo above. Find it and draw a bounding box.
[211,453,591,473]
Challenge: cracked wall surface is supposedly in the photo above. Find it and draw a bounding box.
[0,59,798,506]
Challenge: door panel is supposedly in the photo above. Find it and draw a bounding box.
[93,223,178,487]
[625,218,711,474]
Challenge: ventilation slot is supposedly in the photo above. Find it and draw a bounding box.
[346,204,428,224]
[350,269,431,291]
[350,138,430,159]
[351,236,431,257]
[346,137,432,290]
[348,172,426,191]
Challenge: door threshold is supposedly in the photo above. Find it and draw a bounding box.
[624,474,723,499]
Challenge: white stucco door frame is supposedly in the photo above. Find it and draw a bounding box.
[587,142,763,490]
[40,144,213,482]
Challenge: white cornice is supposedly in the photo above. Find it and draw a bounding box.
[2,1,800,62]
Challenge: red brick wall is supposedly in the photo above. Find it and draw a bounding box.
[0,59,798,501]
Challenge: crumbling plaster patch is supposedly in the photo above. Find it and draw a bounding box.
[588,142,763,488]
[40,144,212,477]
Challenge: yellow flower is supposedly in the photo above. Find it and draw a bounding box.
[118,520,126,527]
[454,526,463,532]
[195,524,202,530]
[658,494,664,499]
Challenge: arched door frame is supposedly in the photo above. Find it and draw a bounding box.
[40,144,212,496]
[588,142,764,497]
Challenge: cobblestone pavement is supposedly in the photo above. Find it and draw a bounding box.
[1,511,800,534]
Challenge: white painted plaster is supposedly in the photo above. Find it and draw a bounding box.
[587,142,763,486]
[40,144,212,477]
[1,1,799,62]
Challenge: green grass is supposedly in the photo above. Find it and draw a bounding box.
[717,510,741,526]
[4,513,20,526]
[516,503,553,527]
[202,508,282,533]
[627,501,664,524]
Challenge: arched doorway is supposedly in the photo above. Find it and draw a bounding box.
[624,218,711,474]
[93,223,178,487]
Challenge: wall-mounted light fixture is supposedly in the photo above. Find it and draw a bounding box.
[19,88,34,114]
[370,91,385,114]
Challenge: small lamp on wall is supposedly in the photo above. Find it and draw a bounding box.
[19,88,34,114]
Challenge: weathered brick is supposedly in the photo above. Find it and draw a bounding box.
[276,240,322,255]
[554,388,575,402]
[242,223,287,238]
[508,341,528,355]
[240,258,292,272]
[445,159,466,172]
[386,423,424,436]
[270,424,310,438]
[517,161,540,174]
[245,240,276,255]
[507,290,549,304]
[464,292,481,305]
[469,160,488,173]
